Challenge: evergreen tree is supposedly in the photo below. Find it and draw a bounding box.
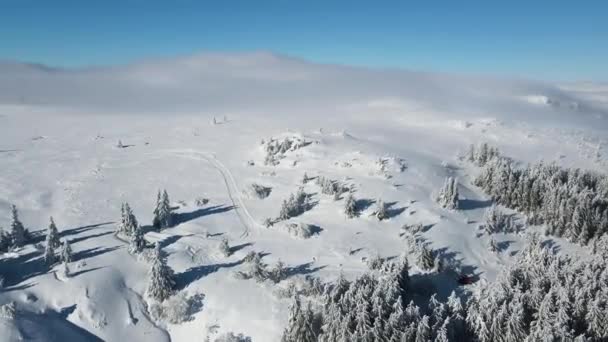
[269,259,287,283]
[60,239,72,263]
[375,199,388,221]
[436,177,459,210]
[152,190,162,229]
[44,229,57,265]
[129,225,146,254]
[282,295,317,342]
[219,238,231,257]
[153,190,173,229]
[118,202,138,235]
[416,244,435,271]
[147,243,175,302]
[0,228,11,252]
[47,217,61,249]
[488,237,499,253]
[344,193,357,218]
[415,315,431,342]
[10,205,27,247]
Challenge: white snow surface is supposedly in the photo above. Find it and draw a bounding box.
[0,52,607,341]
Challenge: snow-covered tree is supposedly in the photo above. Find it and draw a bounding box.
[269,259,288,283]
[0,229,11,253]
[488,237,499,253]
[436,177,459,210]
[344,193,357,218]
[44,229,57,265]
[129,225,146,254]
[416,244,435,270]
[47,217,61,249]
[60,239,72,263]
[219,238,231,257]
[9,205,27,247]
[278,188,309,220]
[375,199,388,221]
[281,295,317,342]
[153,190,173,230]
[147,243,175,302]
[118,202,138,236]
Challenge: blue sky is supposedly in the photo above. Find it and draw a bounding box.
[1,1,606,80]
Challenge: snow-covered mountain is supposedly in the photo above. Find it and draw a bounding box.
[0,52,607,341]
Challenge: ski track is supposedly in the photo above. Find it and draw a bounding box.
[158,149,261,239]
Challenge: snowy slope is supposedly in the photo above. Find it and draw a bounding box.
[0,52,607,341]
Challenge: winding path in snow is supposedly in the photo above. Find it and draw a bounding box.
[159,149,261,239]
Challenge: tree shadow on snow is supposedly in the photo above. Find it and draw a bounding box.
[72,246,121,262]
[459,199,493,210]
[16,306,104,342]
[67,231,114,245]
[0,251,50,287]
[69,266,105,278]
[229,242,253,254]
[172,205,235,226]
[285,262,326,278]
[497,240,515,252]
[175,259,246,290]
[384,201,407,219]
[355,198,376,212]
[158,235,183,249]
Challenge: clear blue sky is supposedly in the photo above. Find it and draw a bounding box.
[1,1,606,80]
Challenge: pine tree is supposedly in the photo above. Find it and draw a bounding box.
[60,239,72,263]
[344,193,357,218]
[219,238,231,257]
[147,243,175,302]
[0,228,11,252]
[488,237,499,253]
[282,295,317,342]
[152,190,162,229]
[436,177,459,210]
[10,205,27,247]
[118,202,138,236]
[415,315,431,342]
[269,259,287,283]
[44,229,56,265]
[47,217,61,249]
[416,244,435,271]
[129,225,146,254]
[159,190,173,228]
[375,199,388,221]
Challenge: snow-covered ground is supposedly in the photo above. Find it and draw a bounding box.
[0,52,607,341]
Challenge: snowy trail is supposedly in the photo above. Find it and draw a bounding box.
[124,286,172,342]
[157,149,261,239]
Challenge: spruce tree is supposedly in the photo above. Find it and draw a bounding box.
[61,240,72,263]
[147,243,175,302]
[10,205,27,247]
[282,295,317,342]
[48,217,61,249]
[416,244,435,271]
[375,199,388,221]
[0,228,11,252]
[44,229,56,265]
[159,190,173,229]
[152,190,162,229]
[344,193,357,218]
[219,238,231,257]
[129,225,146,254]
[436,177,459,210]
